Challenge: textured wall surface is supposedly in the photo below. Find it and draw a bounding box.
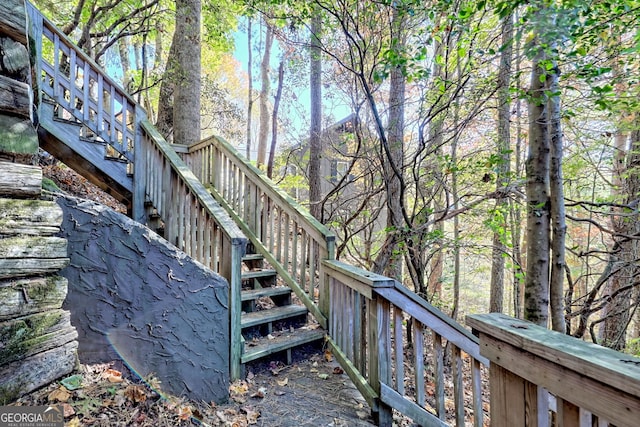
[57,195,230,403]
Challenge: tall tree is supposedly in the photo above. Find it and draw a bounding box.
[489,12,513,314]
[308,8,323,220]
[173,0,202,146]
[256,21,274,168]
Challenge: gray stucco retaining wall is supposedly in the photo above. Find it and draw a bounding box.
[56,195,229,403]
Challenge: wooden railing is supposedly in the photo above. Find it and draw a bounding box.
[27,2,248,380]
[183,136,336,328]
[325,260,489,426]
[467,313,640,427]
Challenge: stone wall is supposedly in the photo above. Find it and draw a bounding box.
[57,195,230,403]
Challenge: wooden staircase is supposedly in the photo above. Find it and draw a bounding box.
[239,250,325,365]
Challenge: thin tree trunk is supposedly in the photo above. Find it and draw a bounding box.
[490,13,513,313]
[548,56,566,333]
[267,60,284,179]
[155,31,177,142]
[246,18,253,161]
[524,44,551,327]
[257,22,273,168]
[308,10,322,220]
[381,4,406,281]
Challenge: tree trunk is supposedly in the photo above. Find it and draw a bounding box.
[524,44,550,327]
[173,0,201,146]
[267,60,284,178]
[308,10,322,220]
[548,58,566,333]
[257,22,273,168]
[246,17,253,160]
[489,13,513,313]
[382,4,406,281]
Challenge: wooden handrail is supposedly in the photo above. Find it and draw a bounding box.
[28,2,143,165]
[467,313,640,427]
[183,136,336,322]
[324,259,488,427]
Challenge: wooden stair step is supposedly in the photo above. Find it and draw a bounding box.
[241,269,276,280]
[242,253,264,262]
[241,305,308,329]
[241,328,325,364]
[241,286,291,302]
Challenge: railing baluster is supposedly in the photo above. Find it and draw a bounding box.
[452,345,465,426]
[434,332,446,419]
[393,306,404,396]
[413,319,425,408]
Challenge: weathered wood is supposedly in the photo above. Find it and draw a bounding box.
[0,161,41,197]
[0,76,30,118]
[0,309,77,365]
[477,331,640,427]
[0,235,67,258]
[0,1,27,45]
[0,258,69,279]
[0,340,77,402]
[467,313,640,399]
[380,383,448,427]
[0,198,62,235]
[0,276,68,320]
[490,363,526,427]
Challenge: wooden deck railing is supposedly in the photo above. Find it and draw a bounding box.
[467,313,640,427]
[325,260,489,426]
[183,136,336,328]
[28,2,248,380]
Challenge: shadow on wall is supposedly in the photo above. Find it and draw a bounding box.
[56,195,230,403]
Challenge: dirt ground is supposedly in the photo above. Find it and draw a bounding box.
[12,345,379,427]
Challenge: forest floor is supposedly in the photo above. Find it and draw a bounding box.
[13,345,382,426]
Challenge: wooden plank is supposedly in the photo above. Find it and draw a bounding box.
[0,276,68,320]
[0,75,31,119]
[240,305,308,328]
[0,258,69,279]
[413,319,425,407]
[241,328,325,363]
[0,0,28,44]
[557,397,580,427]
[393,306,404,395]
[478,332,640,427]
[380,383,447,427]
[0,161,41,197]
[471,358,484,427]
[452,345,465,426]
[490,363,526,427]
[241,286,291,301]
[467,313,640,399]
[434,333,446,419]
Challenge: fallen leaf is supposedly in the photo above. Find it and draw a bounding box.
[48,386,71,403]
[241,406,261,424]
[333,367,344,375]
[267,334,275,340]
[62,403,75,417]
[66,417,81,427]
[102,368,123,383]
[60,375,83,390]
[324,350,333,362]
[124,385,147,403]
[318,373,329,380]
[277,378,289,387]
[177,405,192,420]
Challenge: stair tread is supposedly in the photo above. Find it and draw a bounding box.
[241,328,325,363]
[241,305,308,328]
[241,269,276,280]
[241,286,291,301]
[242,253,264,261]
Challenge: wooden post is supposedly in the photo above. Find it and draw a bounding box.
[369,296,393,426]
